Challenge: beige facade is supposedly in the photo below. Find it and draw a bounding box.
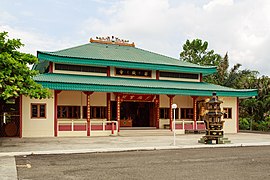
[220,97,237,133]
[21,90,238,137]
[22,90,54,137]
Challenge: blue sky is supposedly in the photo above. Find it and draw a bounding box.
[1,0,270,76]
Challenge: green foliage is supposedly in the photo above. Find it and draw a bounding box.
[257,121,270,131]
[180,39,222,66]
[180,39,257,87]
[179,39,222,84]
[239,117,250,130]
[180,38,270,132]
[0,31,51,101]
[240,77,270,122]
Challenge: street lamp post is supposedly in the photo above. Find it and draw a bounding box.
[172,103,177,146]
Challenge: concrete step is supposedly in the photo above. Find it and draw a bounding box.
[119,129,174,136]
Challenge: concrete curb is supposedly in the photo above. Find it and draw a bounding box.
[1,142,270,157]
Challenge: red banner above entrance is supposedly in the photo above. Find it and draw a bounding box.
[120,94,155,102]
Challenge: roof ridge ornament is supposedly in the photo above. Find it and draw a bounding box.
[90,36,135,47]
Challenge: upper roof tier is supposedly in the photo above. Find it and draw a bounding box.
[36,41,217,75]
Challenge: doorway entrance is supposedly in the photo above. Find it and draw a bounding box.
[111,101,155,128]
[0,97,21,137]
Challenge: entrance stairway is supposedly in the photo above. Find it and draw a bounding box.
[119,128,173,137]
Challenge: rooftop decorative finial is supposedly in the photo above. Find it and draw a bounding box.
[89,36,135,47]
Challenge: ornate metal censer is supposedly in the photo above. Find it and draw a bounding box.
[198,92,231,144]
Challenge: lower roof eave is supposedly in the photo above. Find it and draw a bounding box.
[39,82,258,98]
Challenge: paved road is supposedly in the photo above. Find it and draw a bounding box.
[16,146,270,180]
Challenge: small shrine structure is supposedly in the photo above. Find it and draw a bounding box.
[199,92,231,144]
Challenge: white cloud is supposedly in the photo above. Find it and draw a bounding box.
[1,0,270,76]
[0,11,17,24]
[203,0,234,11]
[80,0,270,76]
[0,25,74,55]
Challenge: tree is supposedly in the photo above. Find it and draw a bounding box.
[240,76,270,122]
[0,31,51,101]
[180,39,258,88]
[180,38,270,131]
[180,39,223,84]
[180,39,222,66]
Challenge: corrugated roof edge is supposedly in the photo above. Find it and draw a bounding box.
[36,52,217,75]
[37,42,216,68]
[33,73,258,97]
[133,45,215,68]
[37,43,216,75]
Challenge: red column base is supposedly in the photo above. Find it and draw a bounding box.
[87,121,90,136]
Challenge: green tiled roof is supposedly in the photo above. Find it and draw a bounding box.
[34,73,257,97]
[36,43,216,75]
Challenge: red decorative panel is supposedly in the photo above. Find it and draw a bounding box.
[105,124,117,130]
[74,125,87,131]
[185,124,193,130]
[91,124,117,131]
[197,124,205,130]
[175,124,194,130]
[91,125,103,130]
[175,124,183,129]
[59,125,72,131]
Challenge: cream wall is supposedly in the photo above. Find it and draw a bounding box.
[160,95,169,107]
[160,95,193,119]
[152,70,157,79]
[159,77,199,82]
[58,91,84,106]
[160,95,193,108]
[220,97,237,133]
[159,95,238,133]
[110,67,115,77]
[58,91,107,106]
[22,91,54,137]
[173,96,193,109]
[159,95,194,128]
[58,91,107,120]
[90,92,107,106]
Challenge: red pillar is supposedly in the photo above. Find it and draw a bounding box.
[54,90,62,137]
[107,93,111,121]
[155,71,160,129]
[107,66,110,77]
[236,97,239,133]
[156,70,160,80]
[83,91,93,136]
[49,62,53,73]
[86,93,91,136]
[19,95,22,138]
[191,96,198,130]
[116,94,121,132]
[111,122,114,135]
[168,95,175,131]
[155,95,160,129]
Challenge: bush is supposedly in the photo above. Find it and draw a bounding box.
[239,117,250,130]
[252,121,259,131]
[257,121,270,131]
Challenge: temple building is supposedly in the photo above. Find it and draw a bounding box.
[3,37,257,137]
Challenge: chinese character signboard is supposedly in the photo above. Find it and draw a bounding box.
[116,68,152,77]
[120,94,155,102]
